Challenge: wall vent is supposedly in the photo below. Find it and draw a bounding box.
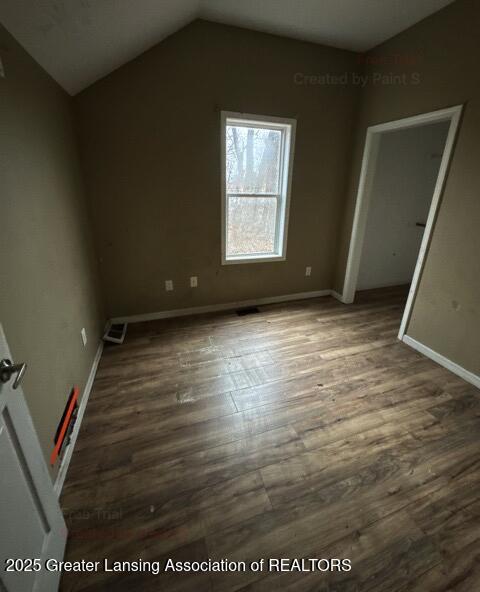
[51,387,78,466]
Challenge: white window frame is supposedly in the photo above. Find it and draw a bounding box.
[221,111,296,265]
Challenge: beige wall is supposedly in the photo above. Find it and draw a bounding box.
[75,20,360,318]
[0,25,104,479]
[335,0,480,375]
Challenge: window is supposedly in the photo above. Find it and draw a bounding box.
[221,112,296,264]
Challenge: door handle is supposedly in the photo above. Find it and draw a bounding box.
[0,359,27,389]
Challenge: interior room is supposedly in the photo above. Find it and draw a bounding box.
[1,1,479,591]
[356,121,450,292]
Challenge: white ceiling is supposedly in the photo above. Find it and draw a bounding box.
[0,0,454,95]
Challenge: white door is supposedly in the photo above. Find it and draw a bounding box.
[0,324,67,592]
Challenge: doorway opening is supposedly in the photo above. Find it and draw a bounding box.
[340,105,463,339]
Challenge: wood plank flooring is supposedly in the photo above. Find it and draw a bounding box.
[60,286,480,591]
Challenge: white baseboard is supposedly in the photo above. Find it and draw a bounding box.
[54,340,104,497]
[402,334,480,390]
[110,289,334,324]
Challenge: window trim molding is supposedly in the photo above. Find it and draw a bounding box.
[220,111,297,265]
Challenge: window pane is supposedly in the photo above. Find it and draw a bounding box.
[226,125,281,194]
[227,196,278,256]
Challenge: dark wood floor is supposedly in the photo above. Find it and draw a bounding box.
[60,286,480,591]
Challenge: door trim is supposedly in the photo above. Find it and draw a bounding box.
[340,104,463,339]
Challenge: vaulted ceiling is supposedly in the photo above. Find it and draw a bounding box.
[0,0,454,95]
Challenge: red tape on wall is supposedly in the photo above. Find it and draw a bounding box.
[50,386,79,466]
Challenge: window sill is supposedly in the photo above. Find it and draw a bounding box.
[222,254,286,265]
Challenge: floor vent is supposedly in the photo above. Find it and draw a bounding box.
[103,322,127,344]
[236,306,260,316]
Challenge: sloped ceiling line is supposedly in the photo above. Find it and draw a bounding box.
[0,0,454,94]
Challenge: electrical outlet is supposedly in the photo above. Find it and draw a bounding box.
[0,56,5,79]
[81,328,87,347]
[305,266,312,277]
[190,276,198,288]
[165,280,173,291]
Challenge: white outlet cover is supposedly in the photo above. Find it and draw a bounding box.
[81,328,87,346]
[305,266,312,277]
[165,280,173,291]
[0,57,5,78]
[190,276,198,288]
